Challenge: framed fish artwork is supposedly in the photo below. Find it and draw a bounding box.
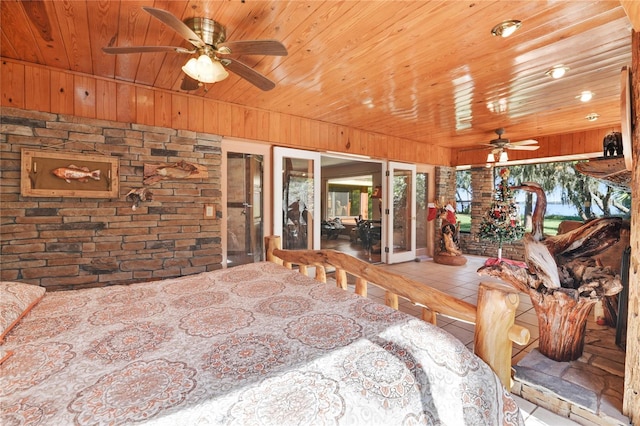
[21,149,119,198]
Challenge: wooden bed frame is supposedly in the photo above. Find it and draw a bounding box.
[265,235,530,388]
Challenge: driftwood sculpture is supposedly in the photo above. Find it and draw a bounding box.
[478,182,623,361]
[125,187,153,211]
[143,160,207,185]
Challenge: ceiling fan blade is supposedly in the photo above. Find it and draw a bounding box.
[102,46,194,54]
[224,59,276,91]
[508,145,540,151]
[509,139,538,146]
[180,75,201,91]
[142,7,205,48]
[217,40,288,56]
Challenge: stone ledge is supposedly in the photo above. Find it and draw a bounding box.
[515,365,598,412]
[512,349,631,426]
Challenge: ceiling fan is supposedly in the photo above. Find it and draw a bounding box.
[102,7,287,91]
[482,128,539,162]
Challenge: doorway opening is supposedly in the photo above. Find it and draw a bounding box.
[222,140,271,268]
[319,155,383,263]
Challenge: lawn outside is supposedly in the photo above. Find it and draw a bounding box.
[456,214,583,236]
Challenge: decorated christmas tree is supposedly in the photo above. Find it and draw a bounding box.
[478,168,525,259]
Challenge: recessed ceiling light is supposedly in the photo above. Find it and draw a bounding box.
[585,113,600,121]
[577,91,594,102]
[545,65,569,79]
[491,20,522,37]
[361,98,375,109]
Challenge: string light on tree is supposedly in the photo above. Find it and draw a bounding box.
[478,168,525,260]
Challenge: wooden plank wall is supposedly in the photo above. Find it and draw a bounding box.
[1,58,452,166]
[454,128,620,166]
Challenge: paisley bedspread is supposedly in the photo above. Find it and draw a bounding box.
[1,262,523,425]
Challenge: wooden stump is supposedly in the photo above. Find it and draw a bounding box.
[433,252,467,266]
[530,290,596,362]
[474,282,522,387]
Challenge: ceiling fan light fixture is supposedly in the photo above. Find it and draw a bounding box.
[486,153,496,163]
[196,54,215,82]
[210,59,229,82]
[545,65,569,79]
[182,54,228,84]
[577,91,594,102]
[498,151,509,162]
[491,20,522,37]
[182,57,199,78]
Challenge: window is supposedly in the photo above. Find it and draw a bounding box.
[327,184,368,219]
[499,161,630,236]
[455,169,472,232]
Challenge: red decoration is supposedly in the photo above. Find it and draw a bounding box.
[443,204,455,223]
[427,203,438,221]
[484,257,527,268]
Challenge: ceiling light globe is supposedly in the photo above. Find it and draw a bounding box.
[196,54,216,83]
[182,58,199,80]
[211,61,229,82]
[498,151,509,162]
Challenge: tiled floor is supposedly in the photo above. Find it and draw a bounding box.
[328,250,628,425]
[379,255,537,361]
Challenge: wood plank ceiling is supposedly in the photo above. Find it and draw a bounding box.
[0,0,633,152]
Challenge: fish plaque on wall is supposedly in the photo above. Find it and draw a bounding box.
[143,160,208,185]
[21,149,119,198]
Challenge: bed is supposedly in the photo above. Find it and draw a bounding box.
[1,236,527,425]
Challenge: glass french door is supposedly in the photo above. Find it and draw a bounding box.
[416,165,435,258]
[273,147,321,250]
[222,141,271,267]
[386,162,416,263]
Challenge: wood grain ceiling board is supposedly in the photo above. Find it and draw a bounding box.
[86,1,120,79]
[0,0,633,154]
[1,1,45,65]
[50,0,93,74]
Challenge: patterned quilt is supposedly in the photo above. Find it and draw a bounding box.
[1,262,523,425]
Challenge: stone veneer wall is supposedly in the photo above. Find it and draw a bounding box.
[0,107,222,290]
[458,166,525,261]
